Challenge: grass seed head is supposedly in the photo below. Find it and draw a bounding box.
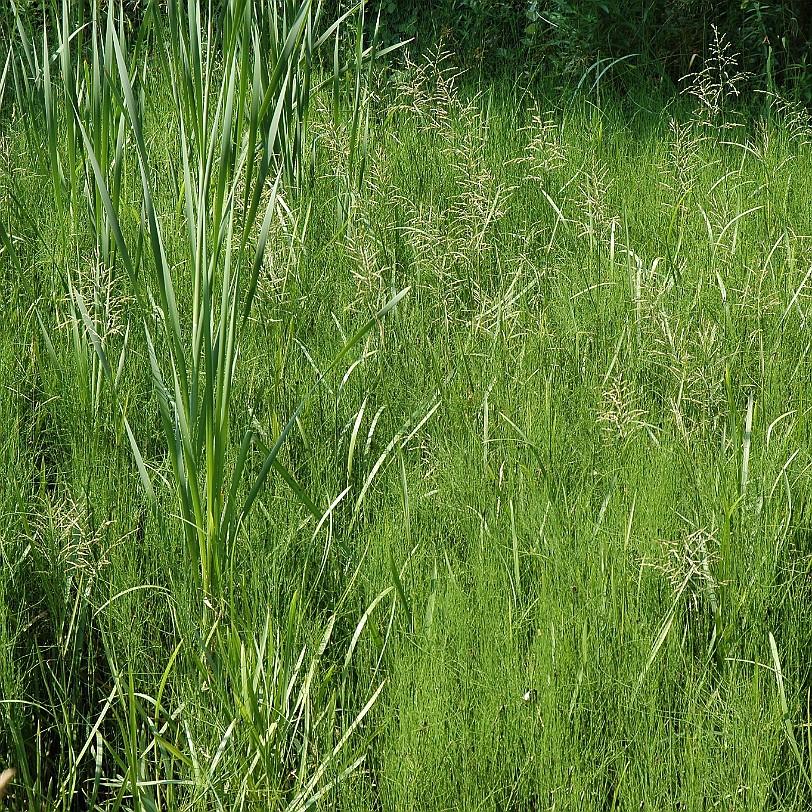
[657,526,720,614]
[598,373,646,445]
[682,25,749,129]
[518,108,567,177]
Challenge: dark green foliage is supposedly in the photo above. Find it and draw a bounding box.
[319,0,812,92]
[7,0,812,92]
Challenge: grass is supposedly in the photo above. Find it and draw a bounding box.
[2,6,812,809]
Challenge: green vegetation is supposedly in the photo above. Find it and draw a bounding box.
[3,2,812,809]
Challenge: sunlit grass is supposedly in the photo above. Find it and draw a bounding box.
[3,12,812,811]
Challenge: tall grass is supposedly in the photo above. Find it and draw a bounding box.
[4,13,812,812]
[1,0,406,808]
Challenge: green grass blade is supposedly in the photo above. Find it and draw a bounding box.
[769,632,812,791]
[240,287,409,522]
[388,546,412,632]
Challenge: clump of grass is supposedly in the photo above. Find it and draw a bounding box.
[2,0,407,807]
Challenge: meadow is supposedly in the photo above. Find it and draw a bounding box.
[2,2,812,809]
